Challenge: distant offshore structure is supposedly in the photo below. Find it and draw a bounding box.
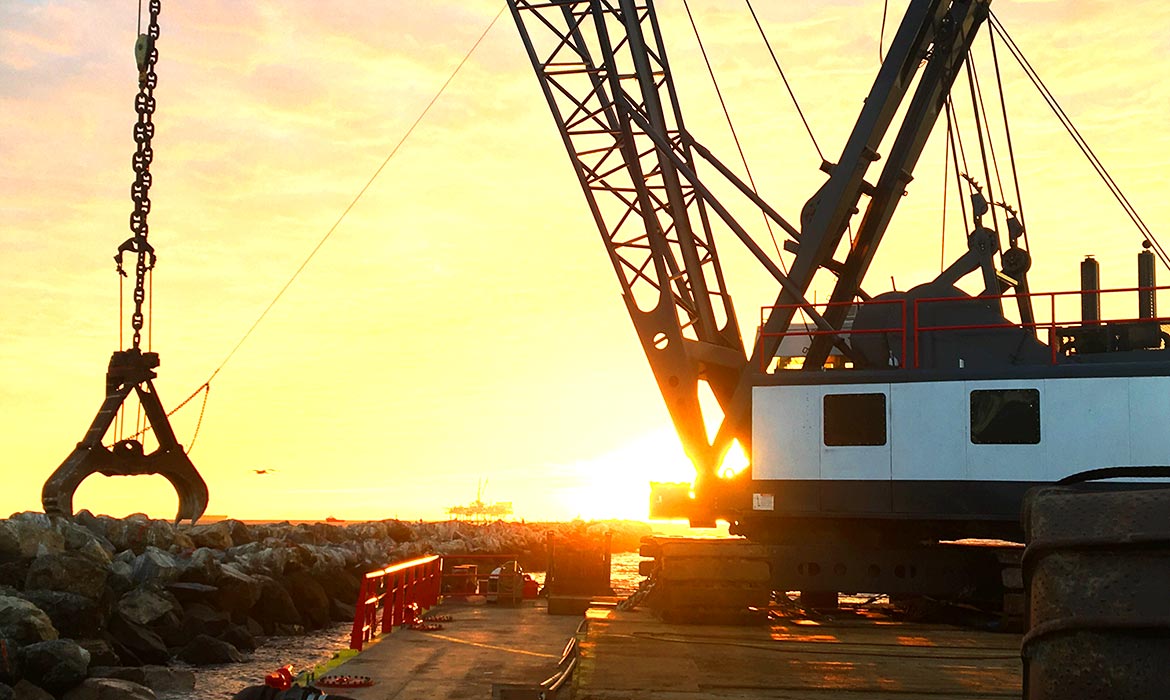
[448,479,514,522]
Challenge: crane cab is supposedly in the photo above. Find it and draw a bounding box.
[745,259,1170,543]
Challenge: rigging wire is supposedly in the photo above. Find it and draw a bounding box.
[948,96,971,181]
[681,0,786,269]
[989,11,1170,269]
[745,0,825,163]
[206,4,507,388]
[115,3,507,449]
[742,0,845,337]
[945,101,970,228]
[988,26,1028,250]
[879,0,889,63]
[941,124,950,273]
[963,53,1000,233]
[968,52,1007,222]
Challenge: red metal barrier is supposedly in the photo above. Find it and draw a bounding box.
[760,285,1170,371]
[349,554,442,651]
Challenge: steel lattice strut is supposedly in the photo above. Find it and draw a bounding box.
[510,0,749,503]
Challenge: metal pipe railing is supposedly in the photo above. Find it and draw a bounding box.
[759,284,1170,371]
[350,554,443,651]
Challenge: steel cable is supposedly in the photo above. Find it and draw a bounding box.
[744,0,825,163]
[681,0,786,268]
[989,11,1170,269]
[124,4,508,449]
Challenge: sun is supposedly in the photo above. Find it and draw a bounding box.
[550,427,753,522]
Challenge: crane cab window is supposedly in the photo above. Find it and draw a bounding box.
[970,389,1041,444]
[823,393,887,446]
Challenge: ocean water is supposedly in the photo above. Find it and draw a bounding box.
[173,552,645,698]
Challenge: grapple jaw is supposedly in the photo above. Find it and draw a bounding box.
[42,349,209,525]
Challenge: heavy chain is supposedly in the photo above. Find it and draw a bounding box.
[115,0,161,350]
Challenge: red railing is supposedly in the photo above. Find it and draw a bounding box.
[759,298,907,371]
[350,554,442,651]
[760,285,1170,371]
[912,285,1170,368]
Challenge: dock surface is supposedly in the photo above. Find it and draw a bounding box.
[328,599,1021,699]
[577,606,1021,699]
[328,599,579,699]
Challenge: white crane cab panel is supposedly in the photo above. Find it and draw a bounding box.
[1129,376,1170,465]
[751,373,1168,520]
[891,381,966,481]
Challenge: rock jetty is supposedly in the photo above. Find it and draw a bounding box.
[0,511,650,698]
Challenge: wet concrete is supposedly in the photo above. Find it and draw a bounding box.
[327,599,580,699]
[576,606,1021,699]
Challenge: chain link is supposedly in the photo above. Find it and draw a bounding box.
[115,0,161,350]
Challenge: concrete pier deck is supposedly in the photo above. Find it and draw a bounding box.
[326,599,579,699]
[328,599,1021,699]
[576,606,1021,699]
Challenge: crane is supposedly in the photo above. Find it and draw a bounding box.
[508,0,1170,603]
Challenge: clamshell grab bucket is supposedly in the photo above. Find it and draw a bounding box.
[42,349,208,524]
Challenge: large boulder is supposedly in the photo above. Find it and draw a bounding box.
[317,568,361,605]
[74,639,120,667]
[19,592,103,640]
[224,520,253,546]
[17,639,89,695]
[169,531,195,554]
[129,548,179,586]
[104,561,134,598]
[179,603,229,639]
[0,519,63,563]
[212,565,261,615]
[112,517,175,555]
[115,589,174,627]
[383,520,416,542]
[185,522,232,551]
[51,519,113,565]
[145,610,185,649]
[0,597,56,644]
[249,576,301,630]
[0,562,30,592]
[11,680,52,700]
[165,582,217,608]
[175,635,242,665]
[330,598,356,623]
[61,677,155,700]
[105,617,168,666]
[177,548,221,585]
[24,553,108,600]
[219,623,256,652]
[284,572,330,630]
[87,666,192,694]
[306,545,348,577]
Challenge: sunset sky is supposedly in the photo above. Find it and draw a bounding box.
[2,0,1169,523]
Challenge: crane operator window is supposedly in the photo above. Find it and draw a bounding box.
[970,389,1041,445]
[823,393,888,446]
